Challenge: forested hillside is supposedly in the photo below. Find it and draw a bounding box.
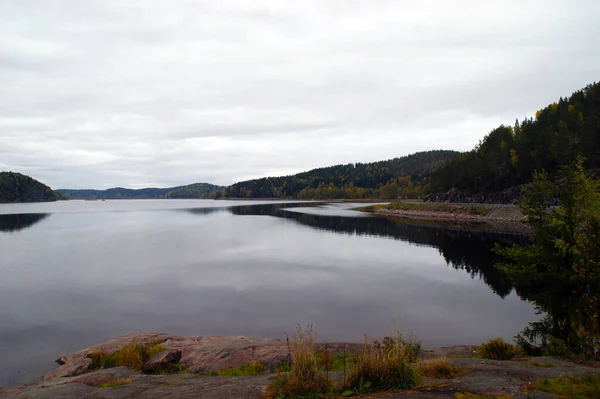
[430,82,600,202]
[225,150,459,199]
[57,182,223,200]
[0,172,62,203]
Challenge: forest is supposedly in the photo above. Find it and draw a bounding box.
[430,82,600,202]
[0,172,62,203]
[224,150,459,199]
[57,182,224,200]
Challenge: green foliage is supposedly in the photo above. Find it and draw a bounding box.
[217,360,267,377]
[95,378,136,388]
[225,150,459,199]
[543,337,571,358]
[88,341,168,372]
[57,183,223,200]
[477,338,516,360]
[531,374,600,399]
[496,158,600,357]
[0,171,61,203]
[431,82,600,201]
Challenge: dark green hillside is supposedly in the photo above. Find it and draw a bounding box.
[165,183,224,199]
[0,172,62,203]
[225,150,460,199]
[431,82,600,201]
[57,183,223,200]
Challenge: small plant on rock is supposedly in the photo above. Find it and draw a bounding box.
[342,333,422,392]
[477,338,516,360]
[416,357,467,379]
[265,325,333,399]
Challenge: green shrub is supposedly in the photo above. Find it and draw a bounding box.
[543,337,571,357]
[477,338,516,360]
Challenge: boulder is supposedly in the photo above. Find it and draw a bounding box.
[142,350,182,373]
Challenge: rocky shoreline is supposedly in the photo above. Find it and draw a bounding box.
[2,333,600,398]
[372,203,530,233]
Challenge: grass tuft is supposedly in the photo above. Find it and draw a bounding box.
[342,333,422,392]
[530,374,600,399]
[266,325,333,399]
[416,357,467,379]
[89,341,168,372]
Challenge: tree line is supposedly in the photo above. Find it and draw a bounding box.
[430,82,600,201]
[0,172,62,203]
[224,150,459,199]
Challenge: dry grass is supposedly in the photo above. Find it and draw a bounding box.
[342,334,422,392]
[89,341,167,372]
[417,357,467,379]
[265,325,333,399]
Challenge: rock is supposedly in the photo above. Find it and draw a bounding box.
[142,350,182,373]
[514,393,559,399]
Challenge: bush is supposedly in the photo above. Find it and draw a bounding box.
[477,338,516,360]
[543,337,571,357]
[342,334,422,392]
[265,325,333,399]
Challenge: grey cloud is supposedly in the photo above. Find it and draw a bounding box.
[1,0,599,188]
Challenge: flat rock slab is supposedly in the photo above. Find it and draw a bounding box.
[42,332,363,381]
[0,373,270,399]
[43,333,291,381]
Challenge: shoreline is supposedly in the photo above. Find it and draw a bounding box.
[3,332,600,399]
[362,202,530,234]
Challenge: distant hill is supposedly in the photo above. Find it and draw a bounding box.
[225,150,460,199]
[57,182,224,200]
[430,82,600,202]
[0,172,63,203]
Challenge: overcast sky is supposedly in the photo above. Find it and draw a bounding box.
[1,1,599,189]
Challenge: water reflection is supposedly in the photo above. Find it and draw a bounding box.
[0,213,50,233]
[186,203,528,298]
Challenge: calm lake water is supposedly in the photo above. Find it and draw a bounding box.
[0,200,538,387]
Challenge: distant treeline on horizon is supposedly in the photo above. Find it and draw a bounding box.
[3,82,599,203]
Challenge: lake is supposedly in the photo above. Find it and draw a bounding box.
[0,200,538,387]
